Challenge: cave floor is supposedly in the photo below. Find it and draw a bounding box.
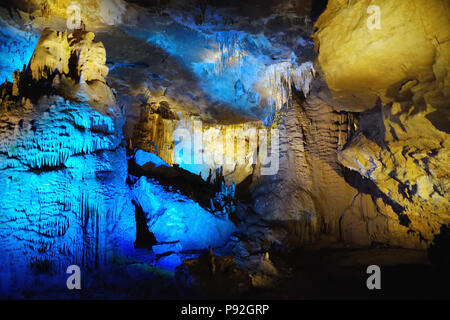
[11,248,450,300]
[248,248,450,300]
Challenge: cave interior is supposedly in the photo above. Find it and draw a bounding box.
[0,0,449,299]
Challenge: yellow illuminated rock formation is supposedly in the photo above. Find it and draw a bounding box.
[314,0,450,112]
[28,28,70,81]
[132,104,264,185]
[11,27,113,107]
[29,0,127,26]
[310,0,450,247]
[338,103,450,243]
[69,30,109,83]
[22,27,109,86]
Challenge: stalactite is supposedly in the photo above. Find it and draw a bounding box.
[263,61,316,115]
[214,32,245,75]
[0,98,117,169]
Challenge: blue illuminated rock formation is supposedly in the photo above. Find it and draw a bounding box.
[0,26,136,294]
[0,22,246,295]
[135,149,170,168]
[0,94,136,295]
[0,19,38,84]
[132,176,236,251]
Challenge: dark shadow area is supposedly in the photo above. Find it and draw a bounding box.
[133,200,158,249]
[426,109,450,134]
[428,224,450,269]
[358,101,387,149]
[311,0,328,22]
[341,167,411,227]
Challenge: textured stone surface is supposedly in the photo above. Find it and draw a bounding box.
[251,93,381,247]
[28,28,70,81]
[27,27,108,83]
[28,0,128,26]
[69,30,109,83]
[10,27,116,108]
[132,105,264,184]
[339,102,450,244]
[314,0,450,113]
[251,91,438,248]
[299,0,450,248]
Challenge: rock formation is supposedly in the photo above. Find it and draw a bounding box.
[0,0,449,299]
[0,27,135,295]
[26,0,128,26]
[314,0,450,113]
[69,30,109,83]
[315,0,450,247]
[132,103,265,185]
[248,0,450,250]
[28,28,70,81]
[12,27,111,103]
[338,102,450,245]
